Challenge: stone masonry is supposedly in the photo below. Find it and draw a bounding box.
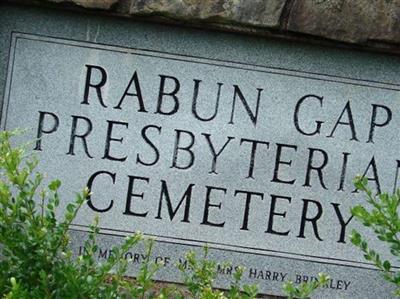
[4,0,400,53]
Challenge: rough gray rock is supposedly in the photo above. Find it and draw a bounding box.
[128,0,287,28]
[3,0,400,54]
[288,0,400,44]
[49,0,118,10]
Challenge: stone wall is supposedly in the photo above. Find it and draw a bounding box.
[1,1,398,298]
[4,0,400,54]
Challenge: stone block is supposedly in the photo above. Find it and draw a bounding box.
[47,0,118,10]
[288,0,400,44]
[128,0,287,28]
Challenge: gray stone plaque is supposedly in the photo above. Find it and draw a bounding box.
[1,4,400,298]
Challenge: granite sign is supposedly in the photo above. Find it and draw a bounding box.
[1,6,400,298]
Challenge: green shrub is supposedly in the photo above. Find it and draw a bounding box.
[0,129,330,298]
[282,273,329,299]
[178,246,258,299]
[0,130,149,298]
[351,176,400,296]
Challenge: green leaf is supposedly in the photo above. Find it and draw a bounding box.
[383,261,391,272]
[66,203,75,213]
[351,205,367,219]
[350,230,361,246]
[48,179,61,191]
